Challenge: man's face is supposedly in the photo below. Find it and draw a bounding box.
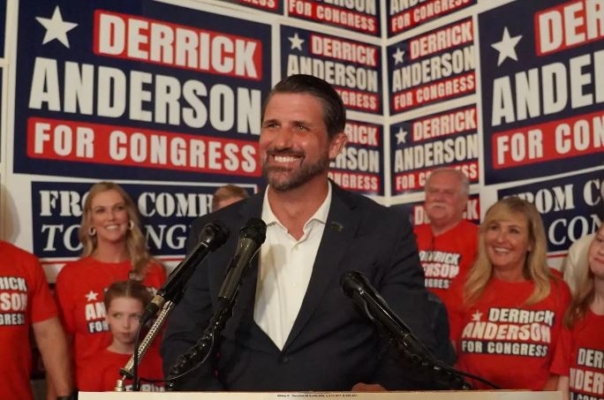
[259,93,346,191]
[424,172,467,228]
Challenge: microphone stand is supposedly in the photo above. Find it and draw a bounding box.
[385,328,472,390]
[165,298,234,391]
[114,300,176,391]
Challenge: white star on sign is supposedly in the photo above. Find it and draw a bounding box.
[36,6,78,48]
[392,47,405,65]
[395,128,408,144]
[491,27,522,66]
[288,32,305,51]
[85,291,98,302]
[471,310,482,322]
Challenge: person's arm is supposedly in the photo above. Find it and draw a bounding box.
[370,209,438,389]
[557,376,570,400]
[543,375,558,390]
[33,317,73,397]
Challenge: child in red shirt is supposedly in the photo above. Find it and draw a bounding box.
[551,224,604,400]
[79,280,164,392]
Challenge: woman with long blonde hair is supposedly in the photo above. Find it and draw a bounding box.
[551,224,604,400]
[55,181,166,386]
[447,197,570,390]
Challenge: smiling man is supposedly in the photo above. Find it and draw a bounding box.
[162,75,437,392]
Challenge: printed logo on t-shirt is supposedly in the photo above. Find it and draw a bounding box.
[569,347,604,400]
[0,276,29,325]
[459,307,554,357]
[84,290,108,333]
[419,250,461,290]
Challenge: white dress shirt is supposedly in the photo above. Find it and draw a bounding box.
[253,184,332,350]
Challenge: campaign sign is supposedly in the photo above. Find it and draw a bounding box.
[30,181,249,260]
[498,169,603,255]
[391,105,479,195]
[281,26,382,115]
[287,0,380,37]
[217,0,284,14]
[395,194,481,227]
[388,0,476,37]
[480,0,604,184]
[14,1,271,184]
[388,17,476,114]
[328,119,384,196]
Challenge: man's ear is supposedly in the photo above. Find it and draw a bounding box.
[328,132,348,160]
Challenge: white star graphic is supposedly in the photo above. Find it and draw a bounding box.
[471,310,482,322]
[288,33,305,51]
[36,6,78,48]
[392,47,405,65]
[395,128,408,144]
[85,291,98,302]
[491,27,522,66]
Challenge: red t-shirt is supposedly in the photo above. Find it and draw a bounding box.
[55,257,166,383]
[551,310,604,399]
[79,347,164,392]
[0,241,58,400]
[414,220,478,303]
[448,276,571,390]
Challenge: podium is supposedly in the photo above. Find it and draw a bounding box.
[80,391,563,400]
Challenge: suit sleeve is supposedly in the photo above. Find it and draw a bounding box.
[161,217,224,391]
[372,209,440,389]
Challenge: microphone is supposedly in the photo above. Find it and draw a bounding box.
[340,270,435,362]
[141,221,229,323]
[217,217,266,306]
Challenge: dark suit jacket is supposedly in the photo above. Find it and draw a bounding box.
[161,184,438,391]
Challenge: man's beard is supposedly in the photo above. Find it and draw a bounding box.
[262,149,330,192]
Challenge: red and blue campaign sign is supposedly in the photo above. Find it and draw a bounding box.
[14,1,271,184]
[328,119,384,196]
[388,0,476,37]
[217,0,283,14]
[287,0,380,37]
[391,105,479,195]
[30,180,254,260]
[480,0,604,184]
[281,25,382,115]
[498,169,603,255]
[388,17,476,114]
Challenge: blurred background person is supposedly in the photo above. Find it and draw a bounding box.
[551,223,604,400]
[79,280,164,392]
[448,197,571,390]
[55,181,166,387]
[414,168,478,305]
[211,184,250,212]
[0,241,73,399]
[562,184,604,294]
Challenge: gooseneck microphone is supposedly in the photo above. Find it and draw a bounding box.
[141,221,230,323]
[166,218,267,387]
[340,270,434,361]
[340,271,494,390]
[217,217,267,308]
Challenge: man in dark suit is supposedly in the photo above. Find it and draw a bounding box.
[161,74,438,391]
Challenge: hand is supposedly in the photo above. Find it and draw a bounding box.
[351,383,387,392]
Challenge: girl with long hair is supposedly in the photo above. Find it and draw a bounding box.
[55,181,166,386]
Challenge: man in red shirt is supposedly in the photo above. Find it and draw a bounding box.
[414,168,479,304]
[0,241,73,399]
